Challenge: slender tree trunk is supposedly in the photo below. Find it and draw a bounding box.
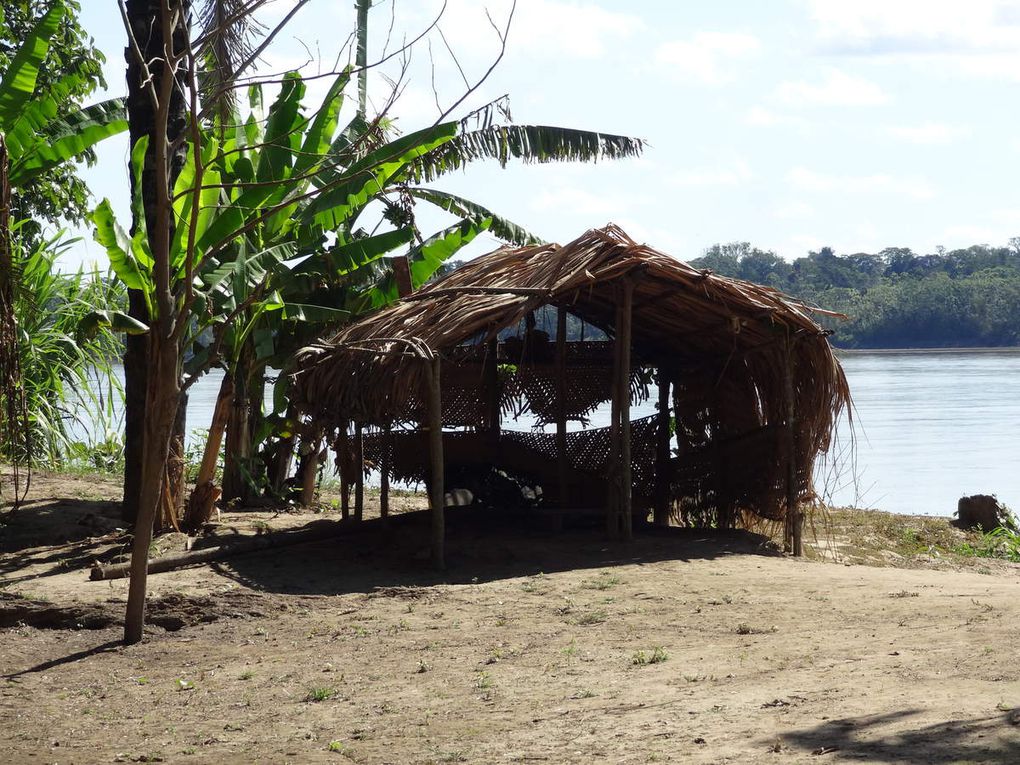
[222,347,252,505]
[125,335,181,643]
[122,0,191,644]
[122,0,189,526]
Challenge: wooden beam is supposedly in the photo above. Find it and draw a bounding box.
[653,368,671,527]
[618,279,634,541]
[555,307,569,507]
[354,422,364,522]
[426,356,445,570]
[607,298,623,539]
[380,425,391,520]
[338,424,350,520]
[484,337,500,445]
[300,435,320,508]
[784,335,803,556]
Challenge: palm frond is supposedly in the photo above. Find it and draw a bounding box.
[407,124,645,184]
[406,187,544,246]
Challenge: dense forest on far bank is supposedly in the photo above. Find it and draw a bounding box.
[691,240,1020,348]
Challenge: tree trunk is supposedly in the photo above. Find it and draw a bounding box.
[122,0,190,526]
[122,0,191,645]
[124,335,181,644]
[222,347,252,505]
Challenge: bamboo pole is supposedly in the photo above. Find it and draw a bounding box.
[380,425,391,519]
[426,356,445,570]
[784,335,802,556]
[555,307,569,507]
[618,279,634,541]
[653,368,671,527]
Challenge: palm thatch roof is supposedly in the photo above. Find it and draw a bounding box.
[291,225,850,528]
[293,224,847,430]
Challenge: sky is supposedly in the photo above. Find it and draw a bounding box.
[66,0,1020,270]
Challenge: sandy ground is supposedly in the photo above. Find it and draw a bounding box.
[1,472,1019,764]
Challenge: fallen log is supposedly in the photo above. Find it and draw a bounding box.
[89,520,355,581]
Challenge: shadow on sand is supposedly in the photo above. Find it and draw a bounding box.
[209,505,782,597]
[777,709,1020,764]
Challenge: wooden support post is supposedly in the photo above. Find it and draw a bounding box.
[380,425,391,519]
[426,356,445,570]
[783,335,803,556]
[354,422,364,522]
[484,337,501,446]
[618,280,634,541]
[300,435,320,507]
[653,368,671,527]
[338,424,350,520]
[555,307,569,507]
[607,300,623,539]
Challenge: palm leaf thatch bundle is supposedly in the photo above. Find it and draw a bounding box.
[292,224,850,523]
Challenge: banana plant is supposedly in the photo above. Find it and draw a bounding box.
[94,63,643,522]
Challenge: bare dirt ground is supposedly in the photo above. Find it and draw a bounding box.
[2,471,1019,764]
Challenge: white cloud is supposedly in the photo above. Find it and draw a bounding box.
[655,32,761,84]
[744,106,810,128]
[429,0,644,60]
[777,69,889,106]
[886,122,970,145]
[671,159,753,187]
[530,186,648,218]
[787,166,935,199]
[787,233,826,255]
[805,0,1020,80]
[773,201,814,219]
[941,224,1001,244]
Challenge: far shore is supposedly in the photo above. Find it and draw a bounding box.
[834,346,1020,355]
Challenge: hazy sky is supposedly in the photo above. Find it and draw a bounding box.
[67,0,1020,269]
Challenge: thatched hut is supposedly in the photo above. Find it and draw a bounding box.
[291,225,850,567]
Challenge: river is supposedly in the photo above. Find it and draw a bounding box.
[99,350,1020,517]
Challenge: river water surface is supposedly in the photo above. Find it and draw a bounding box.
[115,350,1020,517]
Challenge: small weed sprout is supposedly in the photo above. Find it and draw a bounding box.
[582,572,623,591]
[632,647,668,666]
[475,671,494,690]
[572,608,608,626]
[305,686,337,703]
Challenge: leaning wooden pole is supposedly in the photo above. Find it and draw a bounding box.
[618,279,635,541]
[426,356,445,570]
[555,307,569,506]
[784,334,803,556]
[183,374,233,531]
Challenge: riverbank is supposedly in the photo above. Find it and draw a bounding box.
[1,472,1018,763]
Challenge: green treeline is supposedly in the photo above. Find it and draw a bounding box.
[691,241,1020,348]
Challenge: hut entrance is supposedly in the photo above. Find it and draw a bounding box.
[293,226,850,569]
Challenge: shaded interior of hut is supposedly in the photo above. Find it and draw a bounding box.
[348,302,794,535]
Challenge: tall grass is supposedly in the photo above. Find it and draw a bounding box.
[5,226,125,468]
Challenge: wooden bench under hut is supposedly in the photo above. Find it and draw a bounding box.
[290,225,850,568]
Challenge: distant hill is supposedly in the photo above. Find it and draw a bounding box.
[691,241,1020,348]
